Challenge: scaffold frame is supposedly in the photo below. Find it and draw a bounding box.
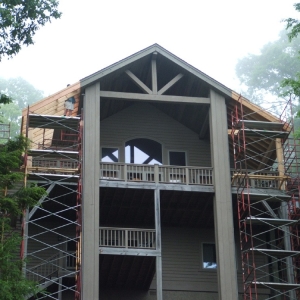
[22,110,82,300]
[232,96,300,300]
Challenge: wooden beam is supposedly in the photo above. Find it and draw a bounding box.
[100,91,210,104]
[276,138,286,190]
[151,52,158,94]
[158,73,184,95]
[125,70,152,94]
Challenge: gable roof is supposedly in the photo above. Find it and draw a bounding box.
[22,43,281,135]
[80,43,279,123]
[81,43,231,96]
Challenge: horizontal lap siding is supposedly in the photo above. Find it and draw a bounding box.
[100,103,211,167]
[149,228,264,295]
[27,222,76,269]
[150,227,218,292]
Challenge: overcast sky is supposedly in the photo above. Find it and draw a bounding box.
[0,0,298,97]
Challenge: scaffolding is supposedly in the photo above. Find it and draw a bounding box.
[0,123,10,142]
[231,97,300,300]
[22,112,82,300]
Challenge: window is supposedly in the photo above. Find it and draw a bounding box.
[202,243,217,269]
[66,240,76,269]
[125,138,162,165]
[101,148,119,162]
[169,151,186,166]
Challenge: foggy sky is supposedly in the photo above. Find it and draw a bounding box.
[0,0,298,97]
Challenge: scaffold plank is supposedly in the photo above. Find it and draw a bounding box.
[27,172,79,183]
[247,248,300,258]
[28,114,80,130]
[243,217,298,226]
[236,120,287,131]
[250,282,300,290]
[28,149,79,159]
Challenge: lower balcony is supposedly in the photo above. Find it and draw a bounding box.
[99,227,159,256]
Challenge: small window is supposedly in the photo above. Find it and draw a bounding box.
[202,243,217,269]
[169,151,186,166]
[101,148,119,162]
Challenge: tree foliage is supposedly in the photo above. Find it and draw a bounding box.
[281,3,300,102]
[0,77,44,137]
[0,0,61,60]
[235,30,300,105]
[0,234,40,300]
[285,3,300,41]
[0,135,46,300]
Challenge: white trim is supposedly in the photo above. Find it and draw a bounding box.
[201,242,217,271]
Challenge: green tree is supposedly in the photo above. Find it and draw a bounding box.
[0,0,61,60]
[281,3,300,102]
[285,3,300,41]
[0,77,44,137]
[235,30,300,105]
[0,135,46,300]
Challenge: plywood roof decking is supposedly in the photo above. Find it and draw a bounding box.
[21,82,81,138]
[21,83,81,155]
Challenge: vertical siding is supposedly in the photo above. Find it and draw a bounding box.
[100,103,211,167]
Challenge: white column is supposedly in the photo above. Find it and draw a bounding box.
[82,82,100,300]
[209,89,238,300]
[155,188,163,300]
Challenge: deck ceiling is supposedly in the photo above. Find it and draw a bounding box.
[100,255,155,290]
[100,187,215,229]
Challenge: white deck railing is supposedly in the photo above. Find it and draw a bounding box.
[231,169,283,189]
[99,227,156,249]
[100,162,213,185]
[32,158,78,169]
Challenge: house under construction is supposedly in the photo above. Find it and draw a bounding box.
[20,44,300,300]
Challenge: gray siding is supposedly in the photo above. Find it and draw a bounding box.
[100,103,211,167]
[27,221,76,270]
[146,227,268,297]
[153,227,218,292]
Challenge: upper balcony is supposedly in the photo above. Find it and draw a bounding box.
[27,154,290,197]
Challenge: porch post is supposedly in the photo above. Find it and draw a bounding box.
[82,81,100,299]
[209,89,238,300]
[155,188,163,300]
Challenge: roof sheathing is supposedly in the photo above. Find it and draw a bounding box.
[21,82,81,135]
